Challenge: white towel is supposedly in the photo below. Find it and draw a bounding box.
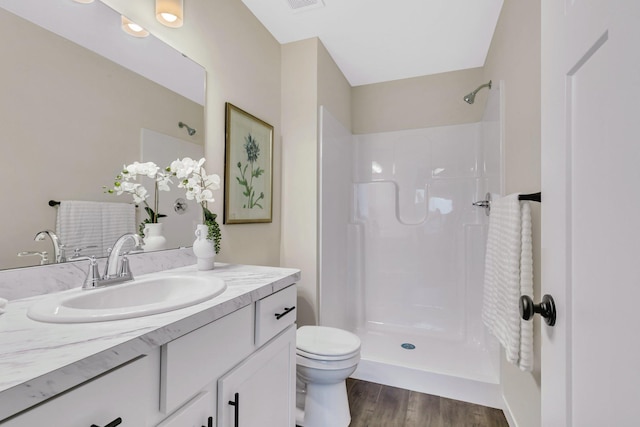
[0,297,7,315]
[56,201,136,258]
[482,193,534,372]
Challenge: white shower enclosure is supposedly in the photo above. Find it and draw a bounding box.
[318,85,503,407]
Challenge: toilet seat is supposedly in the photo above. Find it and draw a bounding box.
[296,348,360,361]
[296,326,361,361]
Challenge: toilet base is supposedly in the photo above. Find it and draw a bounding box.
[296,380,351,427]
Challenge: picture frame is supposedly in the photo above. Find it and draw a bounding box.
[224,102,274,224]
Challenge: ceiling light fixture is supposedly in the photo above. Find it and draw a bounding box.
[72,0,95,3]
[121,16,150,38]
[156,0,183,28]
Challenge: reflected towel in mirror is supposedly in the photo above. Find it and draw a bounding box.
[55,201,136,259]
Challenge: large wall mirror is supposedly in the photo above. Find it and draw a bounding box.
[0,0,206,270]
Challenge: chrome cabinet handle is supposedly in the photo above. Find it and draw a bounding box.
[274,306,296,320]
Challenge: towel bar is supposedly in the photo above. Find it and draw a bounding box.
[472,192,541,215]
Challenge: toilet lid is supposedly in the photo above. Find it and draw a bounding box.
[296,326,361,358]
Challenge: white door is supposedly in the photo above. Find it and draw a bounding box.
[541,1,640,426]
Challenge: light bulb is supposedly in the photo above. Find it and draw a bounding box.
[156,0,183,28]
[160,12,178,23]
[121,16,149,38]
[127,22,144,32]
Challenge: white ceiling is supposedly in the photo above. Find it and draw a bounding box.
[241,0,504,87]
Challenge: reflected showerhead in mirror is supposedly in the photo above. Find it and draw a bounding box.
[179,121,196,136]
[463,80,492,104]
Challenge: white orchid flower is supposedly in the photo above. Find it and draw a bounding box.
[123,161,159,179]
[156,174,172,192]
[196,189,215,204]
[204,173,221,190]
[170,157,204,179]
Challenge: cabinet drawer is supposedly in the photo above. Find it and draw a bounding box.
[2,356,151,427]
[160,304,254,415]
[255,285,297,347]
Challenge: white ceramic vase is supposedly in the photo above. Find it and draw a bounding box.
[193,224,216,270]
[142,223,167,251]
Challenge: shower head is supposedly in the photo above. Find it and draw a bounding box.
[179,121,196,136]
[463,80,492,104]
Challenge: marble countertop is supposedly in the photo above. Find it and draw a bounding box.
[0,263,300,421]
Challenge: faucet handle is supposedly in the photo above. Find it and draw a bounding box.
[76,256,101,289]
[71,245,99,259]
[118,254,134,279]
[17,251,49,265]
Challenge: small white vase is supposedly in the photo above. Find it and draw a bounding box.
[143,223,167,251]
[193,224,216,270]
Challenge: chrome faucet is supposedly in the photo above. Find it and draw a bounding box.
[81,233,142,290]
[34,230,65,263]
[104,233,143,279]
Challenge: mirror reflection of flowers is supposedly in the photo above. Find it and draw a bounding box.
[104,161,171,237]
[169,157,222,254]
[236,133,265,209]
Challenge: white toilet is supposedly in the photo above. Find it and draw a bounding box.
[295,326,361,427]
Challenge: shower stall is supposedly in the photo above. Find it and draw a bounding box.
[318,84,503,407]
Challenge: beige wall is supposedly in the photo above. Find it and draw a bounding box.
[280,38,352,326]
[352,67,486,134]
[0,8,203,269]
[317,42,352,131]
[484,1,542,426]
[104,0,283,267]
[281,39,319,326]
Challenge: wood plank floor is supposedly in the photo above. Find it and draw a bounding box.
[347,378,509,427]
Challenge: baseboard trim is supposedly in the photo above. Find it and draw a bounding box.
[352,359,502,409]
[502,395,518,427]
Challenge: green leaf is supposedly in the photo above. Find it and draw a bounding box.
[143,206,166,221]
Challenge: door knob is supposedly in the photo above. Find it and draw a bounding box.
[519,294,556,326]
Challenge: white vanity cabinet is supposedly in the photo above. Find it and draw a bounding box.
[2,356,153,427]
[158,284,297,427]
[2,284,298,427]
[219,285,297,427]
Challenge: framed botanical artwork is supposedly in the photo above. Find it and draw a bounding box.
[224,102,274,224]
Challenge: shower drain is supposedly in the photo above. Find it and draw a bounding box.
[401,343,416,350]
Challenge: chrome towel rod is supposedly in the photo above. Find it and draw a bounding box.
[472,192,541,216]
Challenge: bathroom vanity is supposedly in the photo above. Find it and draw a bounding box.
[0,263,299,426]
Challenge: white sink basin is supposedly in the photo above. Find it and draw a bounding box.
[27,275,227,323]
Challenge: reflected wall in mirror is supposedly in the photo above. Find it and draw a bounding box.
[0,0,205,270]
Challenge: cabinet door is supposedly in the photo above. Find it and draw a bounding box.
[2,356,151,427]
[218,325,296,427]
